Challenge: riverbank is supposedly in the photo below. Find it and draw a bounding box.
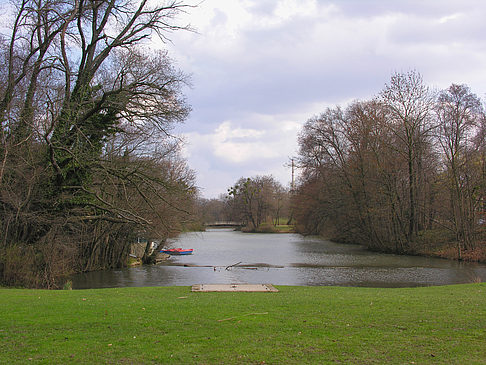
[1,284,485,364]
[241,223,297,233]
[414,237,486,263]
[328,228,486,264]
[414,245,486,263]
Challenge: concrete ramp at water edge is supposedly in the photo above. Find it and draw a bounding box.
[191,284,279,292]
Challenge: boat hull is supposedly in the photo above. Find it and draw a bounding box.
[160,248,193,255]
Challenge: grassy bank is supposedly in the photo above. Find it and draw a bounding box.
[1,284,485,364]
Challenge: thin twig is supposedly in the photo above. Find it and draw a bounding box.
[225,261,242,270]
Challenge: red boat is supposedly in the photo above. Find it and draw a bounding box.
[160,248,194,255]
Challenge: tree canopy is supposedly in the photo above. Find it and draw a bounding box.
[294,71,486,260]
[0,0,197,288]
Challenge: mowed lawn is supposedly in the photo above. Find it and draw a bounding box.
[0,284,485,364]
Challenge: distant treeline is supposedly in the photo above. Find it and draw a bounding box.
[196,175,292,233]
[293,71,486,261]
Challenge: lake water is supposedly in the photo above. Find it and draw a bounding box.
[72,229,486,289]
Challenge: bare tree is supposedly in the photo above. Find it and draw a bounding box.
[380,70,435,240]
[227,175,285,231]
[435,84,483,257]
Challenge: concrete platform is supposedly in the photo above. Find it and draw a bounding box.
[191,284,278,292]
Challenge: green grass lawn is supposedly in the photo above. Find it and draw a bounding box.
[1,284,485,364]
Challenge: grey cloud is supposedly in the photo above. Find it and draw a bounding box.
[211,8,229,26]
[388,12,486,46]
[332,0,478,18]
[245,0,279,16]
[170,0,486,197]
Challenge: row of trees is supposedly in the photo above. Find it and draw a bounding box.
[195,175,291,232]
[0,0,197,287]
[294,71,486,259]
[226,175,290,231]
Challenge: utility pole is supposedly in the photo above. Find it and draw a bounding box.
[291,158,295,192]
[286,157,296,225]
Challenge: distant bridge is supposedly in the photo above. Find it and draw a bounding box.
[205,221,245,228]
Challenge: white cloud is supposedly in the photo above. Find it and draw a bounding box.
[438,13,461,24]
[214,121,264,140]
[184,116,298,165]
[212,121,273,163]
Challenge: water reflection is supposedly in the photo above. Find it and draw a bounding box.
[72,229,486,289]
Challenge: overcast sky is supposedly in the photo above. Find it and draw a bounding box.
[163,0,486,198]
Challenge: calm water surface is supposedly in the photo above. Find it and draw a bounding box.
[72,229,486,289]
